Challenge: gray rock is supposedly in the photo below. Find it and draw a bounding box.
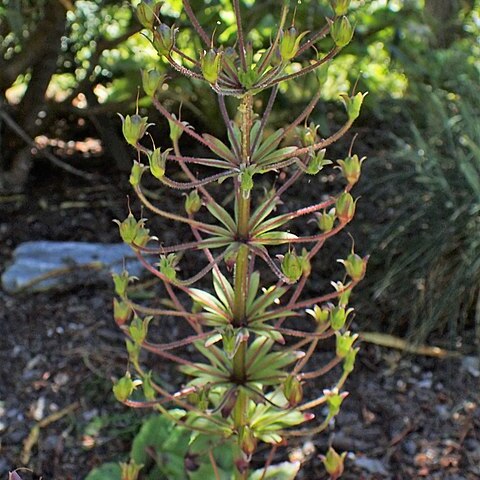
[353,456,389,476]
[2,241,142,293]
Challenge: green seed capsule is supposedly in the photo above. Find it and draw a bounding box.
[153,23,176,57]
[113,373,134,402]
[201,49,223,84]
[279,27,309,61]
[136,0,161,29]
[323,447,347,479]
[120,114,150,147]
[142,69,164,97]
[331,0,351,16]
[330,16,354,48]
[185,190,202,215]
[335,192,356,223]
[281,250,303,282]
[337,154,364,185]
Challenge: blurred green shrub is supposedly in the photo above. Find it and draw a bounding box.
[366,70,480,344]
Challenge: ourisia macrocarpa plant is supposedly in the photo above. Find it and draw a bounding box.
[113,0,367,478]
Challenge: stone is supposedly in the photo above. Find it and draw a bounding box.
[2,241,142,294]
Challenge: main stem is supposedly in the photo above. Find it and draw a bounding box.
[232,93,253,480]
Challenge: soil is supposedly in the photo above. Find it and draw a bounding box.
[1,159,479,480]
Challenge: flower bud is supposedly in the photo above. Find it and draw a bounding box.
[330,16,354,48]
[129,315,152,345]
[119,114,150,147]
[335,331,358,358]
[129,161,146,187]
[322,447,347,480]
[343,346,359,373]
[306,149,331,175]
[159,253,177,281]
[298,122,319,147]
[136,0,161,29]
[113,298,132,325]
[153,23,176,57]
[300,248,311,276]
[142,69,164,97]
[239,426,257,457]
[337,154,364,185]
[331,0,351,16]
[114,213,139,244]
[120,459,144,480]
[279,27,309,61]
[201,49,223,84]
[306,305,329,324]
[148,148,170,180]
[335,192,356,223]
[340,252,367,281]
[329,305,354,330]
[317,208,336,232]
[113,373,134,402]
[341,91,367,122]
[281,250,303,283]
[283,375,303,406]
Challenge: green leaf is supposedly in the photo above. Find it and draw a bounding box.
[249,462,301,480]
[253,231,298,245]
[252,128,285,163]
[203,134,236,163]
[256,147,298,166]
[85,463,121,480]
[206,202,237,233]
[213,269,234,310]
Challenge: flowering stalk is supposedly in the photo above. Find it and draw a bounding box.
[113,0,366,478]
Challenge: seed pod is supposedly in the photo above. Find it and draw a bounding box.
[335,192,356,223]
[136,0,161,29]
[113,270,130,298]
[185,190,202,215]
[114,213,139,244]
[279,27,309,61]
[330,0,351,16]
[340,251,367,281]
[113,373,134,402]
[337,154,364,185]
[341,91,367,121]
[133,219,151,247]
[281,250,303,282]
[153,23,176,57]
[119,114,151,147]
[343,346,359,373]
[142,69,164,97]
[335,331,358,358]
[317,208,336,232]
[113,298,132,325]
[322,447,347,480]
[306,149,331,175]
[201,49,223,84]
[126,339,140,365]
[330,16,354,48]
[142,371,156,400]
[148,148,170,180]
[283,375,303,406]
[129,315,152,345]
[329,305,354,331]
[129,161,146,187]
[159,254,177,281]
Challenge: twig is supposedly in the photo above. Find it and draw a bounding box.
[0,105,96,181]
